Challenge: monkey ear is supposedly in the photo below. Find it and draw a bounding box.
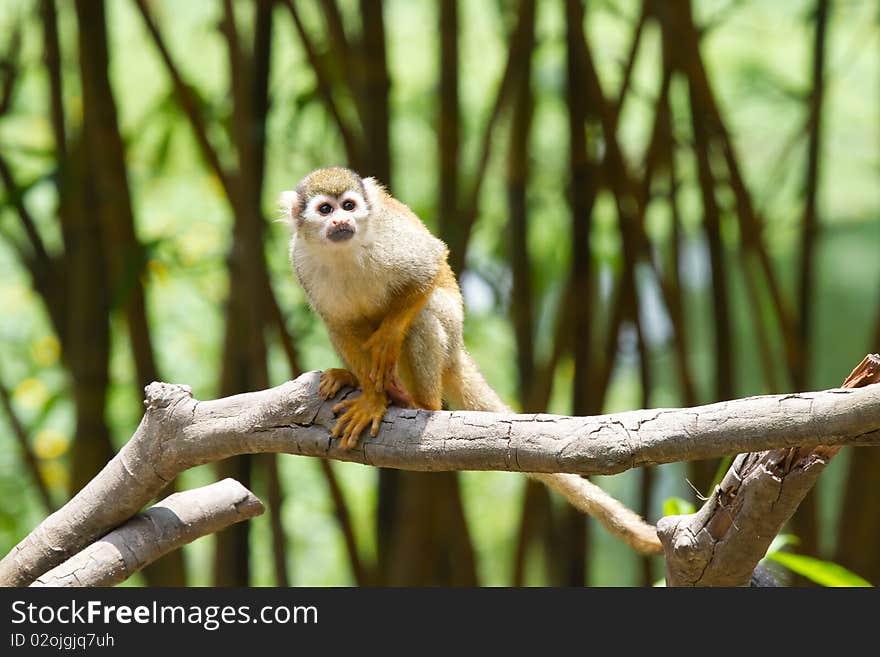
[278,190,300,229]
[361,177,385,210]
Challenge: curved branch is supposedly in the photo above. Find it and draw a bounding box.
[659,354,880,586]
[2,371,880,586]
[31,479,263,587]
[659,449,827,587]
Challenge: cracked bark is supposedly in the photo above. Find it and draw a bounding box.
[31,479,263,587]
[659,354,880,586]
[2,366,879,587]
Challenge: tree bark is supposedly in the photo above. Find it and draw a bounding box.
[75,0,187,588]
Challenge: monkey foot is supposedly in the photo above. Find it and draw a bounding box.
[319,368,358,400]
[331,392,388,450]
[385,373,415,409]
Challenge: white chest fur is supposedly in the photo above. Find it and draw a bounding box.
[291,236,395,324]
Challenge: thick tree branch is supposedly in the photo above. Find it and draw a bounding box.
[659,449,827,587]
[31,479,263,587]
[659,354,880,586]
[2,370,880,586]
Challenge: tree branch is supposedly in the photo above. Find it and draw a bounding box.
[317,0,358,101]
[659,354,880,586]
[31,479,263,587]
[2,369,880,586]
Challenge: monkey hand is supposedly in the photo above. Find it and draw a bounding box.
[319,368,359,399]
[331,390,388,450]
[364,322,405,393]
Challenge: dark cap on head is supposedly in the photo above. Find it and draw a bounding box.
[296,167,366,201]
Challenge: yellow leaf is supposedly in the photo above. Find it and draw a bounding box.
[148,259,169,284]
[38,461,68,491]
[30,335,61,367]
[13,378,49,409]
[33,429,70,460]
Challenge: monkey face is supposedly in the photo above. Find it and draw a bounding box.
[279,167,372,247]
[299,190,370,244]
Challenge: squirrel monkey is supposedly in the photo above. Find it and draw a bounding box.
[280,167,660,555]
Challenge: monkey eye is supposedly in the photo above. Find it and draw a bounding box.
[341,199,355,211]
[318,203,333,215]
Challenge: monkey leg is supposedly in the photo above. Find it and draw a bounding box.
[331,390,388,450]
[385,373,415,408]
[319,368,358,399]
[397,311,445,411]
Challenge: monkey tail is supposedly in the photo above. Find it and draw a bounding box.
[526,473,662,555]
[446,350,662,556]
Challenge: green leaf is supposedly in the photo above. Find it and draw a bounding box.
[767,552,873,587]
[662,496,695,517]
[766,534,799,556]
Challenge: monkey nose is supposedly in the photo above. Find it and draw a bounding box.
[327,222,355,242]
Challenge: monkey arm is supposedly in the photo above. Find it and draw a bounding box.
[363,279,436,395]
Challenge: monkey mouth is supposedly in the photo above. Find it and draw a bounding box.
[326,224,356,242]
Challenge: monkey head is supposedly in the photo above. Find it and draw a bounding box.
[279,167,372,245]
